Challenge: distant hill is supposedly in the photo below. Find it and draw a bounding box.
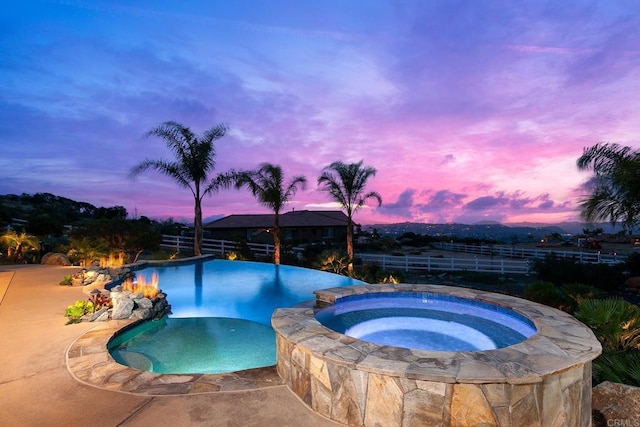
[365,221,630,242]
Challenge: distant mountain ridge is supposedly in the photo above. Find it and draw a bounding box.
[365,221,631,241]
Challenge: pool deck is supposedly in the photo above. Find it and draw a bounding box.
[0,265,340,427]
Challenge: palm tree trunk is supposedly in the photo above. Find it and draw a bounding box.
[346,218,354,276]
[273,214,281,265]
[194,197,203,256]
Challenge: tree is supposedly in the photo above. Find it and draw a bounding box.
[1,231,40,263]
[577,143,640,234]
[317,160,382,275]
[236,163,307,265]
[130,121,234,255]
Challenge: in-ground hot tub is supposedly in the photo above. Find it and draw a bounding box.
[272,284,602,427]
[315,292,537,352]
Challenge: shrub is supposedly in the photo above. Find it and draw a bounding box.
[522,281,576,312]
[59,275,73,286]
[574,298,640,352]
[561,282,608,305]
[624,252,640,277]
[354,263,405,284]
[316,250,349,275]
[532,253,625,292]
[64,300,94,324]
[592,349,640,387]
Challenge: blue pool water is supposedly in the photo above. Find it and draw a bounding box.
[315,293,537,351]
[108,259,363,374]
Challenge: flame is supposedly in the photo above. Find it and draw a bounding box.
[122,272,160,298]
[100,252,125,268]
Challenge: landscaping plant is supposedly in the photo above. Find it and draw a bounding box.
[574,298,640,387]
[64,300,94,324]
[59,275,73,286]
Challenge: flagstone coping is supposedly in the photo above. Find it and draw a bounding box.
[66,319,283,396]
[273,283,603,384]
[273,284,603,426]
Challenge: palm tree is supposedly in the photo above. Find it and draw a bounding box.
[1,230,40,263]
[317,160,382,275]
[130,121,235,256]
[236,163,307,265]
[577,143,640,233]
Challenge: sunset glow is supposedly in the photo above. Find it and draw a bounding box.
[1,1,639,225]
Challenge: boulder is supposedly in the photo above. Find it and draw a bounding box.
[41,252,71,266]
[133,297,153,309]
[111,296,134,320]
[130,308,153,320]
[592,381,640,427]
[88,307,109,322]
[625,277,640,291]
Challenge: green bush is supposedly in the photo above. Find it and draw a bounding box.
[532,253,625,292]
[64,300,94,324]
[316,250,349,275]
[574,298,640,352]
[59,275,73,286]
[624,252,640,277]
[522,281,576,312]
[561,282,608,305]
[355,263,405,284]
[592,349,640,387]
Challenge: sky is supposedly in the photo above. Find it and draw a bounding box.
[2,1,640,226]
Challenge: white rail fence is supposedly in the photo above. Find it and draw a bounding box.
[160,235,624,275]
[431,242,625,265]
[161,234,276,257]
[358,253,531,275]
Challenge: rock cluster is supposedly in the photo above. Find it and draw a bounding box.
[76,266,133,292]
[70,265,171,322]
[109,286,171,320]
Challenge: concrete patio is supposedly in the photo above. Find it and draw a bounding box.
[0,264,340,426]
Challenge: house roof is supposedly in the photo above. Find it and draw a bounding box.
[204,210,350,229]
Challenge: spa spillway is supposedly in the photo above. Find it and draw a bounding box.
[271,284,602,427]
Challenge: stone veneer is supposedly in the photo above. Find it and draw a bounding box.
[272,284,602,427]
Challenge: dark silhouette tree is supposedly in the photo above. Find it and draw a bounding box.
[130,121,234,255]
[577,142,640,234]
[317,160,381,275]
[236,163,306,265]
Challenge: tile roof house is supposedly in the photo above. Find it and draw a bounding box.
[204,210,351,245]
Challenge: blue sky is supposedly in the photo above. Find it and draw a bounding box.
[2,1,639,225]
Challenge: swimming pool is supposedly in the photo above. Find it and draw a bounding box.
[108,259,364,374]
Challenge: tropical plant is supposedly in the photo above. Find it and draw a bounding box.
[574,298,640,352]
[354,262,405,284]
[317,249,349,275]
[66,236,109,267]
[0,230,40,264]
[236,163,307,265]
[577,142,640,233]
[130,121,235,256]
[575,297,640,387]
[561,282,608,305]
[317,160,382,275]
[592,350,640,387]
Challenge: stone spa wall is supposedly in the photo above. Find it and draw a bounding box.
[272,284,602,427]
